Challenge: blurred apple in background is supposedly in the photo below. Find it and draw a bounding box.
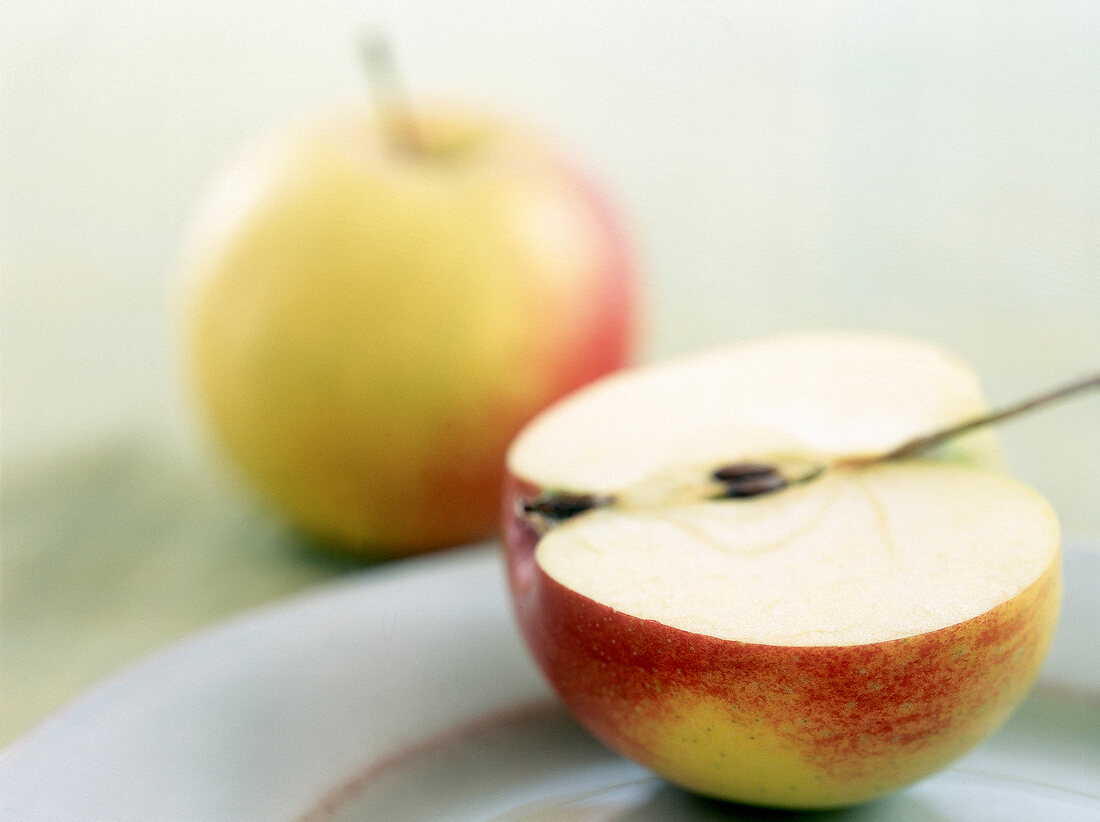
[179,67,639,557]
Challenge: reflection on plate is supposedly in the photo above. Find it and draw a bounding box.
[2,541,1098,821]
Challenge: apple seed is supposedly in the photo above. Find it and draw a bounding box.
[712,462,779,482]
[712,462,790,497]
[718,470,789,498]
[522,491,612,523]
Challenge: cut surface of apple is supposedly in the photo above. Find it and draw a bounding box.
[501,330,1061,809]
[535,462,1056,646]
[508,330,1000,494]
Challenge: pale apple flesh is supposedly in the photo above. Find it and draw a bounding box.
[501,331,1061,808]
[183,105,636,554]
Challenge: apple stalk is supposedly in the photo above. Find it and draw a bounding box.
[360,32,423,155]
[837,370,1100,468]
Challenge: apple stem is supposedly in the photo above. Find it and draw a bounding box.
[838,370,1100,469]
[360,31,423,154]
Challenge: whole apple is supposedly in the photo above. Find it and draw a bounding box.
[181,103,637,556]
[502,331,1060,809]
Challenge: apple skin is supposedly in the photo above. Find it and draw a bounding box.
[501,473,1061,809]
[182,104,637,556]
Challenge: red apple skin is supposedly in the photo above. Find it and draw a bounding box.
[501,474,1061,809]
[373,168,637,552]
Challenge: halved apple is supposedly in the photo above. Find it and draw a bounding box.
[501,330,1060,809]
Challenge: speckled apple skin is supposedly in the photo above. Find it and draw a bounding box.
[501,475,1061,809]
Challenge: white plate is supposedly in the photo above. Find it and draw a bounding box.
[2,540,1098,821]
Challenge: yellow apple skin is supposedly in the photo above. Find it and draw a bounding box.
[182,105,637,555]
[501,474,1061,809]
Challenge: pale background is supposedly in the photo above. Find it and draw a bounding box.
[1,1,1098,740]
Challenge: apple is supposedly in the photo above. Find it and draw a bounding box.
[180,101,637,556]
[501,330,1061,809]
